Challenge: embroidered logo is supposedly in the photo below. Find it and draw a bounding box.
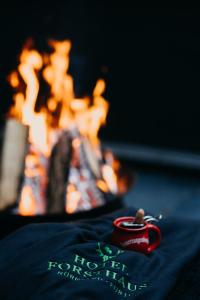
[96,242,124,262]
[47,242,147,298]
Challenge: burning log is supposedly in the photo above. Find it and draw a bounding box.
[16,146,49,216]
[65,128,106,214]
[1,39,130,216]
[0,119,28,209]
[47,131,72,214]
[82,137,101,178]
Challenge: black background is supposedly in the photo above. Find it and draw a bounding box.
[1,2,200,152]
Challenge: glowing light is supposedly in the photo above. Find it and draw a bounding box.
[8,39,123,215]
[66,184,81,213]
[18,186,37,216]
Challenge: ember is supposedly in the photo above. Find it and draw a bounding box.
[0,39,128,215]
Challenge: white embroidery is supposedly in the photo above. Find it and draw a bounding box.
[121,238,149,247]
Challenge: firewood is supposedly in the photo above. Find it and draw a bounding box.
[47,131,72,214]
[82,137,101,178]
[0,119,28,209]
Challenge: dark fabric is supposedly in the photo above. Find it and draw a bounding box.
[166,251,200,300]
[0,197,123,239]
[0,207,200,300]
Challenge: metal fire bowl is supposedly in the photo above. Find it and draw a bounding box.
[0,196,123,239]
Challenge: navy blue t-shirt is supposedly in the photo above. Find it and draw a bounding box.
[0,208,200,300]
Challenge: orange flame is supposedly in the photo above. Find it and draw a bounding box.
[9,71,20,88]
[9,46,50,155]
[8,39,123,215]
[19,49,43,124]
[43,40,72,99]
[66,184,81,213]
[88,79,109,145]
[18,186,37,216]
[43,40,74,129]
[102,165,118,194]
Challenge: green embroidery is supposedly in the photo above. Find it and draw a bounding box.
[47,242,147,298]
[96,242,124,262]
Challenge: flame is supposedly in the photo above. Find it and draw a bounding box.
[9,71,20,88]
[9,41,109,149]
[29,113,49,155]
[8,39,124,216]
[96,179,109,193]
[47,97,57,112]
[88,80,109,145]
[9,46,50,156]
[9,93,24,120]
[19,49,43,124]
[43,40,74,129]
[19,49,49,155]
[66,184,81,213]
[18,186,37,216]
[68,82,108,149]
[43,40,73,103]
[102,165,118,194]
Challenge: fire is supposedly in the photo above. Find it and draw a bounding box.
[66,184,81,214]
[8,39,125,216]
[19,49,43,125]
[9,71,19,88]
[43,40,74,129]
[43,40,73,102]
[9,46,49,156]
[102,165,118,194]
[88,79,109,146]
[18,186,37,216]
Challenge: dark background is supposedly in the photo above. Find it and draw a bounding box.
[1,2,200,152]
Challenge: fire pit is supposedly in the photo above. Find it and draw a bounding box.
[0,39,131,219]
